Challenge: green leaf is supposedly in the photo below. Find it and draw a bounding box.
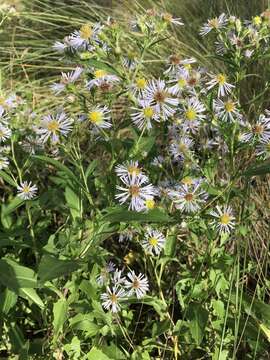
[70,314,100,337]
[186,303,208,345]
[33,155,82,188]
[0,288,17,314]
[85,160,98,179]
[87,347,111,360]
[101,208,173,223]
[244,159,270,176]
[129,136,155,159]
[0,258,37,290]
[18,288,44,309]
[65,186,81,220]
[0,170,17,187]
[2,197,25,216]
[38,255,81,283]
[53,298,68,338]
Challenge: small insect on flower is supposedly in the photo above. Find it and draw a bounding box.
[131,100,159,130]
[96,262,115,286]
[214,98,241,122]
[240,114,270,143]
[86,69,119,90]
[0,124,11,142]
[17,181,38,200]
[169,183,207,213]
[210,205,235,234]
[200,13,228,36]
[142,79,178,120]
[115,175,156,212]
[115,161,148,182]
[51,67,83,94]
[142,228,166,256]
[206,73,234,98]
[125,271,149,299]
[69,23,103,50]
[88,105,111,129]
[101,286,125,313]
[161,12,184,26]
[36,112,73,144]
[0,155,9,170]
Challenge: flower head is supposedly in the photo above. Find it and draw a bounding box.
[0,124,11,142]
[96,261,115,286]
[206,73,234,98]
[86,69,119,90]
[115,161,148,182]
[169,183,207,213]
[17,181,38,200]
[200,13,228,36]
[131,100,159,130]
[101,286,125,313]
[51,67,83,94]
[125,271,149,299]
[142,228,166,256]
[88,105,111,129]
[210,205,235,234]
[36,112,73,144]
[214,98,241,122]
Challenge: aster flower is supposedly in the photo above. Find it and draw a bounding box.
[210,205,235,234]
[142,228,166,256]
[86,69,119,90]
[0,108,9,124]
[200,13,228,36]
[122,56,139,70]
[165,55,196,75]
[17,181,38,200]
[214,98,242,122]
[36,112,73,144]
[112,268,126,286]
[88,105,111,129]
[0,94,18,113]
[240,115,270,143]
[52,36,74,53]
[169,136,194,160]
[169,183,207,213]
[69,23,103,50]
[0,155,9,170]
[21,135,44,155]
[51,67,83,94]
[119,227,137,243]
[0,124,11,142]
[96,261,115,286]
[180,97,206,132]
[206,73,234,98]
[115,175,156,212]
[168,69,188,95]
[125,271,149,299]
[161,13,184,26]
[142,79,178,120]
[115,161,148,182]
[130,77,148,97]
[101,286,125,313]
[256,137,270,157]
[131,100,159,130]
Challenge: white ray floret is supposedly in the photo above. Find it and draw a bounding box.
[131,100,159,130]
[101,286,125,313]
[200,13,228,36]
[0,124,11,142]
[115,175,156,212]
[206,73,234,98]
[88,105,111,129]
[142,228,166,256]
[51,67,83,94]
[36,112,73,144]
[210,205,235,234]
[115,161,148,182]
[96,262,115,286]
[169,183,207,213]
[125,271,149,299]
[86,69,120,90]
[17,181,38,200]
[213,98,241,122]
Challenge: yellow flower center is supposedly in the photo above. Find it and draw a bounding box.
[216,74,226,85]
[145,199,155,209]
[149,237,158,246]
[253,124,263,134]
[178,143,187,152]
[132,279,140,289]
[80,24,93,40]
[224,101,235,112]
[0,96,5,106]
[178,78,187,88]
[124,251,135,265]
[127,165,141,175]
[0,130,4,137]
[185,108,197,121]
[209,18,219,28]
[184,64,192,71]
[181,176,193,186]
[47,120,59,133]
[266,142,270,151]
[143,106,154,118]
[253,16,262,26]
[136,78,147,89]
[110,294,117,303]
[129,185,140,197]
[89,111,103,124]
[94,69,107,78]
[184,193,193,201]
[162,13,173,22]
[220,213,231,225]
[22,186,30,193]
